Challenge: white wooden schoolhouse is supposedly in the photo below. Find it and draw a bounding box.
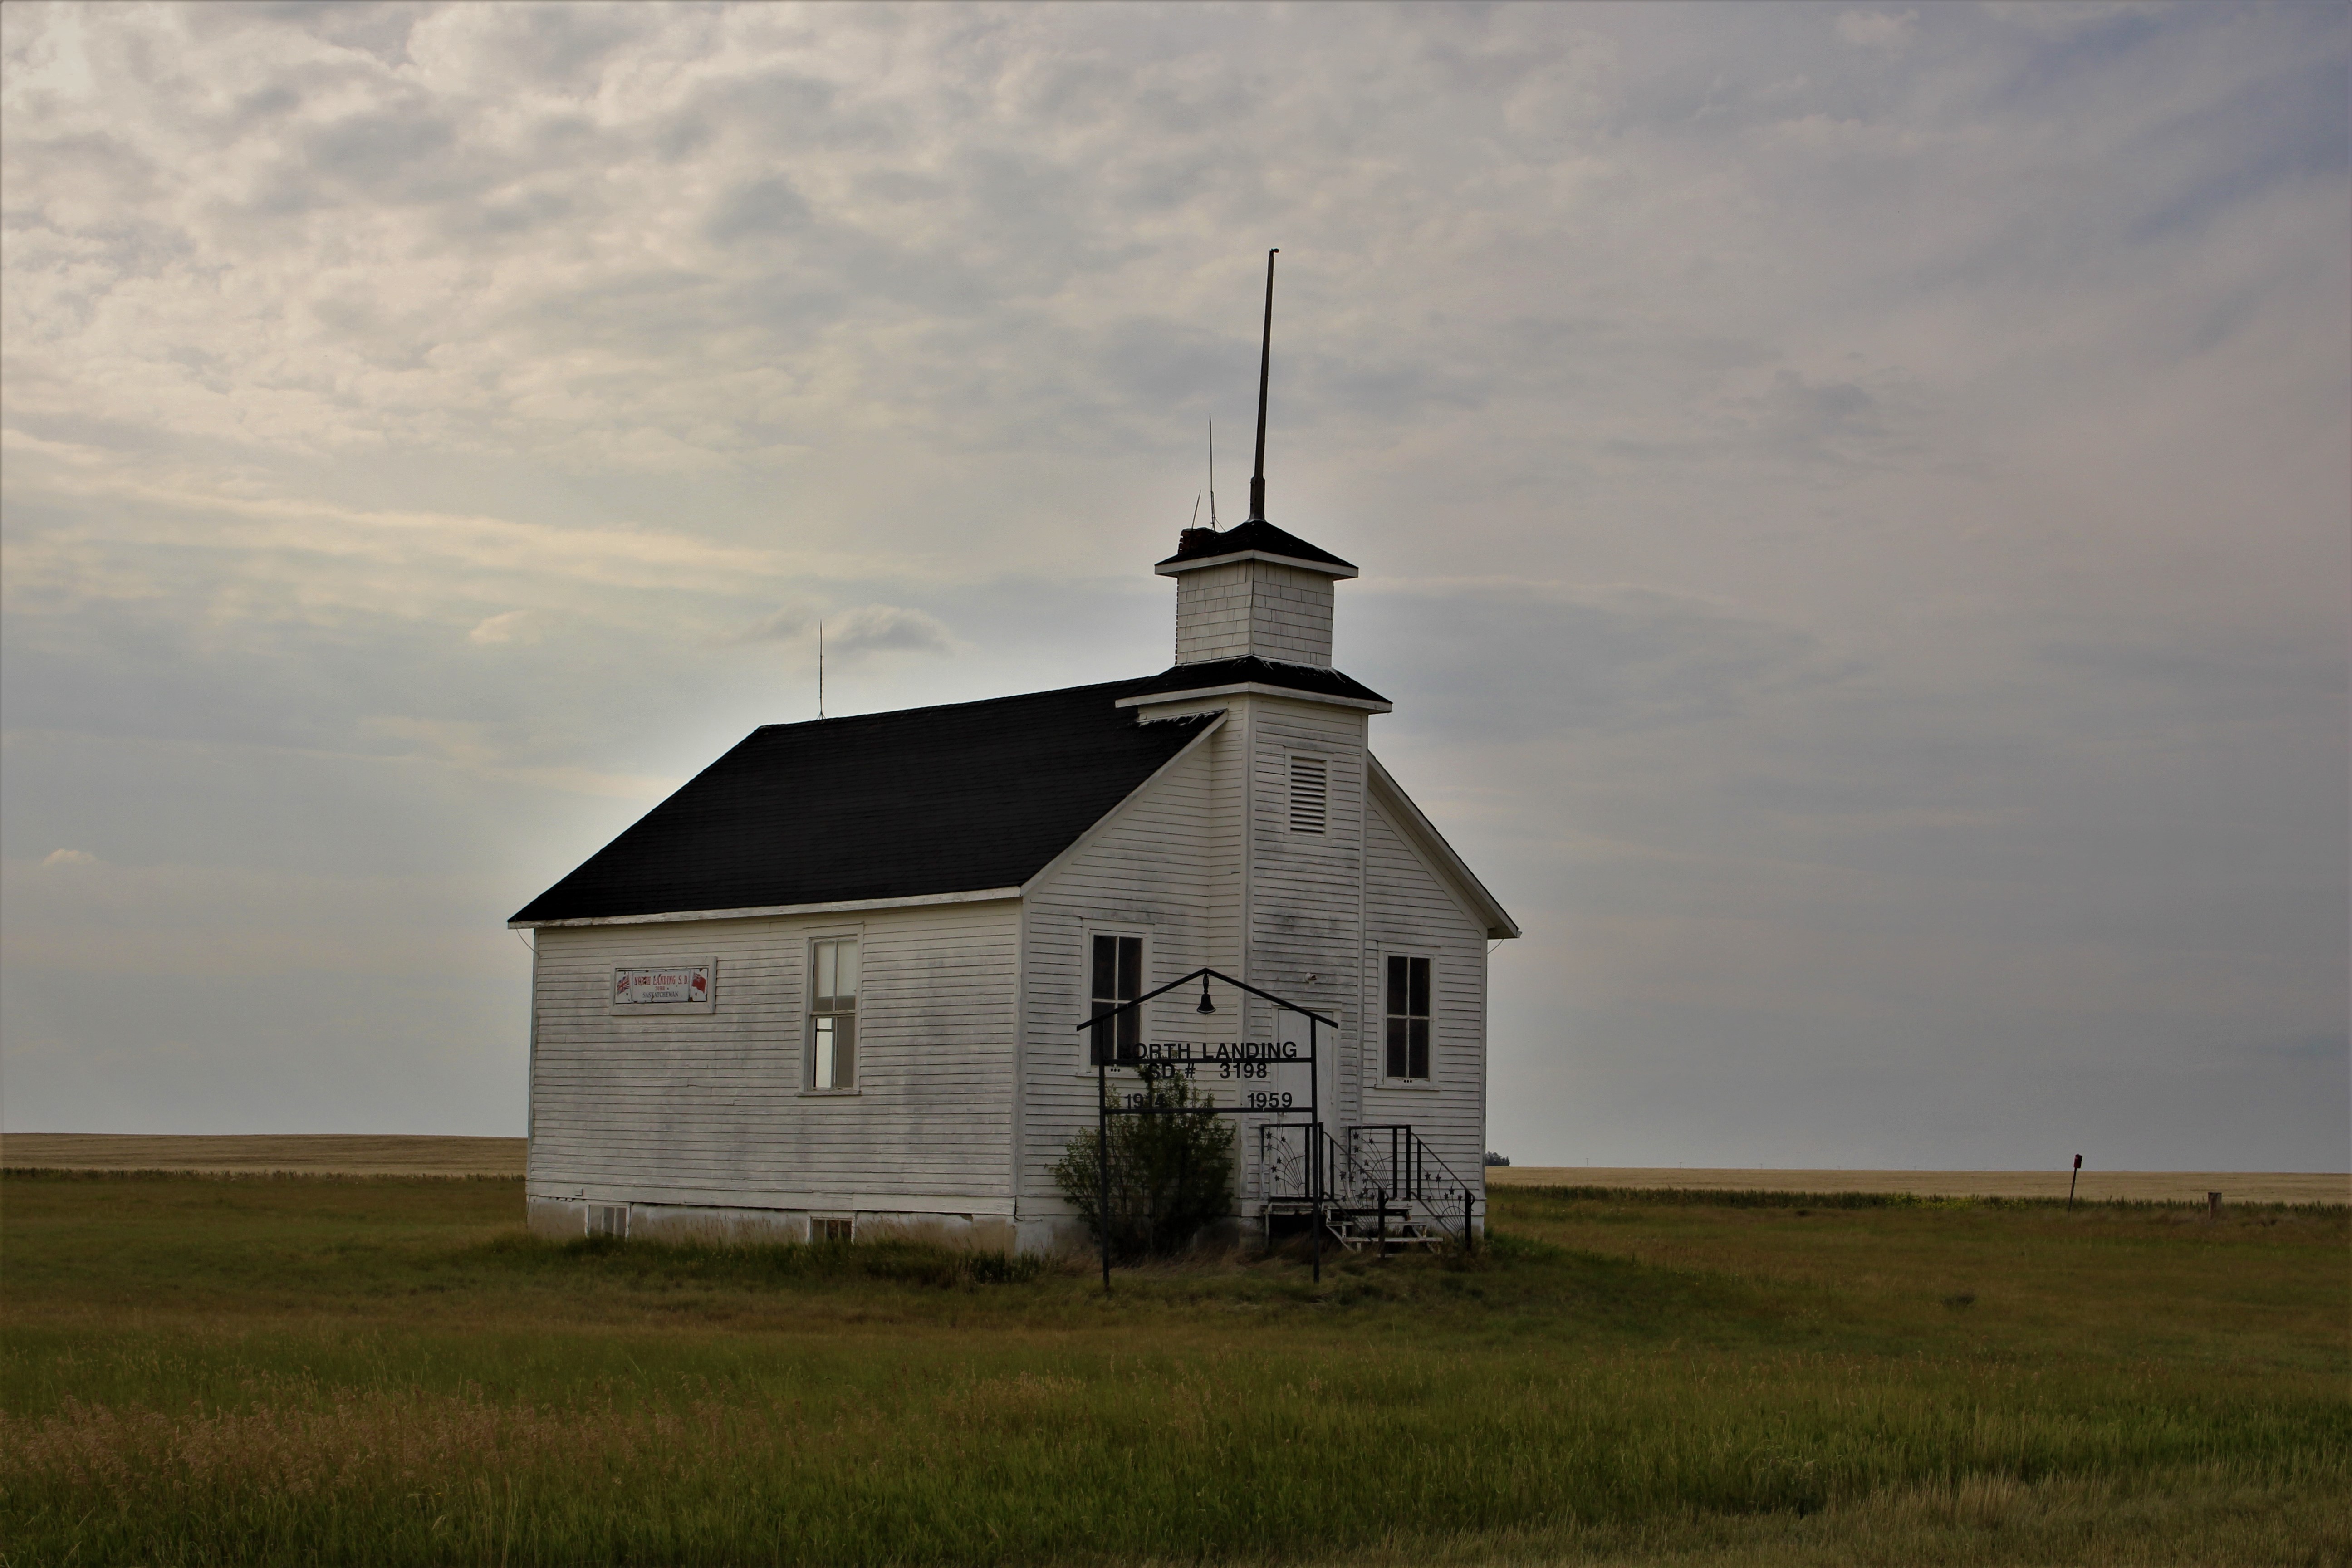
[511,269,1517,1252]
[512,515,1517,1253]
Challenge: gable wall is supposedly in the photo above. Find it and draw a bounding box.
[1241,696,1370,1130]
[1029,692,1376,1218]
[1017,726,1230,1222]
[1362,793,1490,1194]
[529,898,1019,1213]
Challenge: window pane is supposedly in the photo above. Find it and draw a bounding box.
[1386,1016,1407,1079]
[1117,1004,1140,1054]
[1091,935,1116,1001]
[1089,1000,1114,1066]
[836,940,858,1000]
[1387,954,1407,1017]
[1408,1018,1430,1080]
[1409,957,1430,1019]
[835,1014,855,1087]
[815,941,837,1005]
[1117,936,1142,1000]
[813,1015,836,1089]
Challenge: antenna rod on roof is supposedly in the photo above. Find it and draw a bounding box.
[1208,413,1218,527]
[817,620,825,720]
[1248,248,1277,522]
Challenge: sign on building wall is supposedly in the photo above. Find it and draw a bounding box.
[609,961,717,1014]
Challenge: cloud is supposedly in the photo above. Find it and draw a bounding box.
[1834,10,1919,53]
[41,848,98,867]
[822,604,954,659]
[1357,580,1850,742]
[738,605,813,642]
[735,603,952,657]
[467,610,540,646]
[2249,1031,2350,1065]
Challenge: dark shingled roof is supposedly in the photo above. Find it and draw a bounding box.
[511,679,1218,924]
[1124,656,1389,706]
[1156,518,1357,573]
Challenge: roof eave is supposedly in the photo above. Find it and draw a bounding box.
[510,884,1025,931]
[1116,681,1392,714]
[1153,548,1358,580]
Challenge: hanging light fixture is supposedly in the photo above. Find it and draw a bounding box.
[1196,976,1217,1014]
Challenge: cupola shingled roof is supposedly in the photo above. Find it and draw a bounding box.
[1153,517,1357,577]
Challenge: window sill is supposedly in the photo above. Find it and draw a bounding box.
[1374,1079,1439,1091]
[797,1088,863,1098]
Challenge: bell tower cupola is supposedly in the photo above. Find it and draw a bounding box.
[1156,520,1357,666]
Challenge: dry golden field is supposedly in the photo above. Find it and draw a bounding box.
[0,1132,527,1176]
[1490,1166,2350,1205]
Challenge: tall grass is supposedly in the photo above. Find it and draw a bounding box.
[10,1342,2342,1565]
[3,1176,2345,1566]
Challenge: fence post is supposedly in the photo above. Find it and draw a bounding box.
[1465,1187,1474,1254]
[1098,1066,1111,1291]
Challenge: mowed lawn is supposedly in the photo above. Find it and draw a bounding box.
[1,1175,2343,1567]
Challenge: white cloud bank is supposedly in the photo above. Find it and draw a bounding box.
[1,1,2342,1164]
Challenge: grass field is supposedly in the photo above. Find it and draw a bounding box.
[2,1174,2344,1566]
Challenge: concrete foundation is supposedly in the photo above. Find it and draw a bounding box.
[529,1195,1047,1253]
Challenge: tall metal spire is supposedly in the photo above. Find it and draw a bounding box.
[1247,248,1277,522]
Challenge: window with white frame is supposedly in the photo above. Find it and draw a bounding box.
[808,936,860,1089]
[1088,932,1142,1066]
[1287,754,1329,835]
[1384,954,1431,1081]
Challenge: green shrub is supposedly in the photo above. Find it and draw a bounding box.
[1051,1067,1235,1260]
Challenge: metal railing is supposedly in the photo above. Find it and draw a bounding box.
[1347,1124,1478,1245]
[1257,1121,1480,1251]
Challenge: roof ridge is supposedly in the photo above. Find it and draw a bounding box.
[749,674,1154,734]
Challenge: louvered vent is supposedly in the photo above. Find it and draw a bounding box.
[1288,755,1328,835]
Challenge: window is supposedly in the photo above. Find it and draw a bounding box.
[808,937,859,1089]
[812,1216,854,1244]
[587,1203,629,1239]
[1288,755,1328,835]
[1089,933,1142,1066]
[1385,955,1431,1081]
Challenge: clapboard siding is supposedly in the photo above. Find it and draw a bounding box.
[1245,697,1370,1130]
[1021,693,1378,1216]
[529,898,1020,1209]
[1362,788,1489,1195]
[1173,561,1336,667]
[1019,726,1230,1209]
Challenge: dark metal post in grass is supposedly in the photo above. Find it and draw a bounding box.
[1377,1186,1388,1260]
[2208,1191,2222,1220]
[1310,1012,1322,1285]
[1098,1049,1112,1291]
[1465,1187,1474,1255]
[2068,1153,2082,1211]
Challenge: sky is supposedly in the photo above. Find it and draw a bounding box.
[2,0,2344,1171]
